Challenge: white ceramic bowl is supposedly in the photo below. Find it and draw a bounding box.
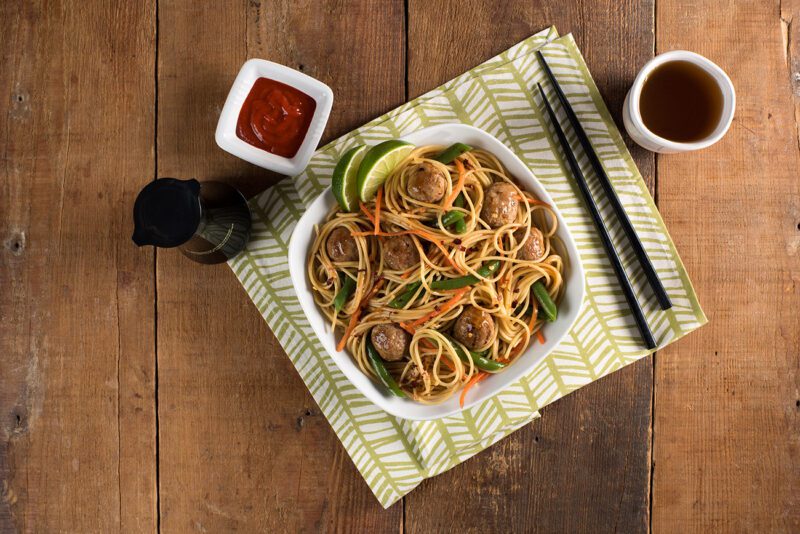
[215,59,334,175]
[288,124,585,420]
[622,50,735,154]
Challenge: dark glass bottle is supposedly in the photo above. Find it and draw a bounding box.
[132,178,251,264]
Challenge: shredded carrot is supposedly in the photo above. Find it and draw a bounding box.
[420,237,464,274]
[444,158,467,209]
[363,277,385,303]
[359,201,375,225]
[336,278,385,352]
[460,372,488,408]
[407,228,464,273]
[350,228,465,274]
[418,339,456,371]
[527,310,537,332]
[419,339,435,349]
[399,322,415,335]
[408,228,437,241]
[400,266,416,279]
[336,307,361,352]
[410,287,469,328]
[373,187,383,235]
[536,330,545,344]
[516,194,551,208]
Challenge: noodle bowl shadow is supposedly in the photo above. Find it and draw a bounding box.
[288,124,586,420]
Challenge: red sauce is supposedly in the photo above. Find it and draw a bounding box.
[236,77,316,158]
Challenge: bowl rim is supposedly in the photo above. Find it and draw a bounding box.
[215,58,334,175]
[287,123,586,420]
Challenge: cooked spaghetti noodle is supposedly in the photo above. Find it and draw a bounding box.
[308,145,566,405]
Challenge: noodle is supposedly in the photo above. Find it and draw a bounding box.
[308,145,566,404]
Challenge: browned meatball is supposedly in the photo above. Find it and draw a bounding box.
[514,227,545,261]
[383,234,418,270]
[481,182,519,228]
[326,227,358,262]
[407,162,447,203]
[452,306,495,350]
[370,323,410,361]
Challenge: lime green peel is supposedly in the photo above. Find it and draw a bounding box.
[331,144,367,212]
[356,140,414,202]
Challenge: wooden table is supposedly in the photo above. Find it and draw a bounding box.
[1,1,797,532]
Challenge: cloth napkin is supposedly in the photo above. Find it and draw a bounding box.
[228,26,707,508]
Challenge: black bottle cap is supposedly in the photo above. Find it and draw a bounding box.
[132,178,201,248]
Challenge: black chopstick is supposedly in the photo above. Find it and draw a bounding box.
[536,51,672,311]
[537,84,657,350]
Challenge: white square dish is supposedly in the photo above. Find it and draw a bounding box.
[215,59,333,176]
[288,124,585,420]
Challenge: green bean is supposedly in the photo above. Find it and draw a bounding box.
[442,334,505,372]
[532,281,557,322]
[388,281,422,309]
[453,193,467,234]
[426,194,468,231]
[439,210,465,228]
[435,194,468,230]
[429,260,501,290]
[514,301,545,318]
[425,210,464,231]
[433,142,473,164]
[333,273,356,312]
[366,337,406,397]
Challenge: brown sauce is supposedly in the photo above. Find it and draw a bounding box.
[639,60,724,143]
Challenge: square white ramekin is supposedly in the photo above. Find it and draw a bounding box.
[215,59,333,175]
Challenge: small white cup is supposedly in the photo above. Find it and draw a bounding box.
[622,50,735,154]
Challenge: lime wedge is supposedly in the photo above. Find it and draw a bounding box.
[331,144,367,212]
[357,140,415,202]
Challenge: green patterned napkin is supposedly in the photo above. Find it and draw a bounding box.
[229,27,706,508]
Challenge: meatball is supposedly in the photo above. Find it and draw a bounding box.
[326,227,358,262]
[452,306,495,350]
[481,182,519,228]
[383,234,419,270]
[407,162,447,203]
[514,227,545,261]
[371,323,410,362]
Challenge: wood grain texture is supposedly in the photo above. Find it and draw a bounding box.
[155,1,405,532]
[404,1,656,532]
[1,2,797,532]
[653,0,800,532]
[0,1,157,532]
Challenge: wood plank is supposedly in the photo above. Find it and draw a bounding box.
[155,1,405,531]
[0,1,157,532]
[404,1,656,532]
[653,1,800,531]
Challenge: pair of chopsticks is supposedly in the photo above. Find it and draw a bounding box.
[535,51,671,350]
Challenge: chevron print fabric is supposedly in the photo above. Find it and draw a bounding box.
[229,27,706,508]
